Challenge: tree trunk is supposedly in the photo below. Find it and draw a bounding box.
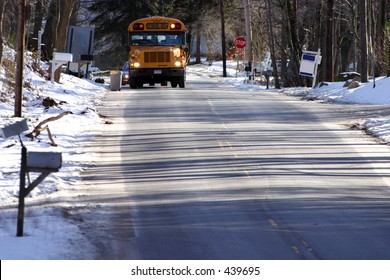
[219,0,227,77]
[285,0,302,86]
[375,0,387,75]
[15,0,26,118]
[0,0,5,65]
[324,0,334,81]
[359,0,368,82]
[280,9,288,86]
[195,23,201,64]
[386,4,390,77]
[32,0,45,40]
[266,0,280,89]
[53,0,76,82]
[55,0,76,52]
[42,0,60,59]
[243,0,253,70]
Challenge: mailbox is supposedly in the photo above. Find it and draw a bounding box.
[2,118,64,236]
[27,152,62,171]
[53,52,73,62]
[0,119,28,139]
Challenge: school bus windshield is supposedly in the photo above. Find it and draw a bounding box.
[130,32,185,46]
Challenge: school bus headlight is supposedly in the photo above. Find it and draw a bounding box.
[173,48,181,57]
[174,61,182,67]
[133,62,141,67]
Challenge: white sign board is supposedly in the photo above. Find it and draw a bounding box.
[299,49,322,87]
[299,54,317,77]
[67,26,95,62]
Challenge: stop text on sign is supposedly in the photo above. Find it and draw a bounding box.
[234,36,247,49]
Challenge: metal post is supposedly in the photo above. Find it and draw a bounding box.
[17,146,27,237]
[312,48,321,88]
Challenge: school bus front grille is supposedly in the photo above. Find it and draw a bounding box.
[144,52,171,63]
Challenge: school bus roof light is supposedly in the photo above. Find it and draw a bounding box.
[170,23,181,30]
[133,23,144,30]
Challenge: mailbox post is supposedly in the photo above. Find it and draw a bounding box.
[1,119,62,237]
[299,49,322,88]
[51,52,73,82]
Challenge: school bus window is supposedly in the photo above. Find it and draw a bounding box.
[130,33,156,46]
[159,34,183,45]
[130,32,184,46]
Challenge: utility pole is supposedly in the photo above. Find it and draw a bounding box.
[15,0,26,118]
[359,0,368,82]
[325,0,334,82]
[219,0,227,77]
[242,0,253,71]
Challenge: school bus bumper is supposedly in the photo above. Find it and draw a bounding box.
[130,68,185,78]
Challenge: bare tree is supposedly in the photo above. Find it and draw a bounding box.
[32,0,46,41]
[52,0,77,82]
[15,0,26,117]
[42,0,60,59]
[40,0,77,82]
[266,0,280,89]
[54,0,76,52]
[0,0,5,65]
[324,0,334,81]
[375,0,387,75]
[359,0,368,82]
[280,0,302,86]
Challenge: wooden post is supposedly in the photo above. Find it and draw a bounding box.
[17,146,27,237]
[14,0,26,118]
[219,0,227,77]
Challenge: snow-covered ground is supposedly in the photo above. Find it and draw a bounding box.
[1,52,390,260]
[1,47,107,259]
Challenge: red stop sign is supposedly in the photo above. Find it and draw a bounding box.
[234,36,247,49]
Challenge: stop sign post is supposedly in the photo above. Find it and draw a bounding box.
[235,36,247,49]
[234,36,247,77]
[234,36,254,81]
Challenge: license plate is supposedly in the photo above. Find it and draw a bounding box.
[154,69,162,74]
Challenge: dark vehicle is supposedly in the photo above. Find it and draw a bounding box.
[122,62,130,85]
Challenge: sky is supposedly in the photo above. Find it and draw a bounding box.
[1,48,390,261]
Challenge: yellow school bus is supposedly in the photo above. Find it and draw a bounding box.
[127,16,188,88]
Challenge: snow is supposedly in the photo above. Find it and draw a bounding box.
[1,51,390,260]
[1,46,106,259]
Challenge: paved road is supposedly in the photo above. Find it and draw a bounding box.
[78,77,390,259]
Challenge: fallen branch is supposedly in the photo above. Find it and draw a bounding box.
[26,111,72,146]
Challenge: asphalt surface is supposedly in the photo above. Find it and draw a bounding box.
[78,77,390,259]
